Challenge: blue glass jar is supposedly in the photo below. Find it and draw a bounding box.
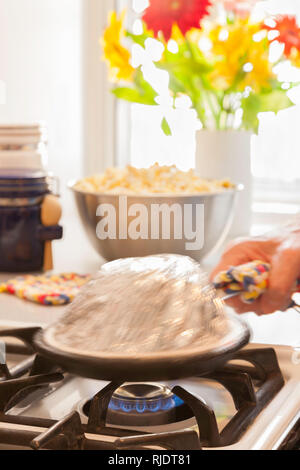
[0,169,62,272]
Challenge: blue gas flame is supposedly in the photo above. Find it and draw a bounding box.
[109,394,184,414]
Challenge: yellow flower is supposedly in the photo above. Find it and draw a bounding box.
[170,23,185,44]
[240,41,274,92]
[289,47,300,68]
[102,11,134,83]
[203,17,274,92]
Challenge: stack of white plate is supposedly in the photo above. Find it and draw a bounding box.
[0,123,48,170]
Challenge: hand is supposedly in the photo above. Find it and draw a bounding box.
[210,221,300,315]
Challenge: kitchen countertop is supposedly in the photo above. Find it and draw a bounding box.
[0,197,299,347]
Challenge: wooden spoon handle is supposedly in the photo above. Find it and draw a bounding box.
[43,241,53,272]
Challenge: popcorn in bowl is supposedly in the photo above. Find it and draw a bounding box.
[74,164,234,195]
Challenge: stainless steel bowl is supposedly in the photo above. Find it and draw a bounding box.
[70,184,243,262]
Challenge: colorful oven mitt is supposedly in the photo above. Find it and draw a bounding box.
[213,261,271,304]
[213,260,300,304]
[0,273,91,306]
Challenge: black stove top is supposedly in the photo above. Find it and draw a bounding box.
[0,327,286,450]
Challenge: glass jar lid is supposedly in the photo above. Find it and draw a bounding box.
[0,168,49,198]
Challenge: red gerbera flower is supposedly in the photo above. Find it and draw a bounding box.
[143,0,211,41]
[219,1,258,17]
[267,15,300,55]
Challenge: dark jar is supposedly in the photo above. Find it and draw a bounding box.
[0,169,63,272]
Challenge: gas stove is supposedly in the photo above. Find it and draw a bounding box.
[0,329,299,450]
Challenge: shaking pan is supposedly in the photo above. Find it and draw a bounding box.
[31,255,251,381]
[0,255,250,381]
[33,314,250,381]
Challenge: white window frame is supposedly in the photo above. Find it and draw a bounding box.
[82,0,118,175]
[83,0,300,217]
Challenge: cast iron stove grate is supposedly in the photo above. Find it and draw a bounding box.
[0,327,285,450]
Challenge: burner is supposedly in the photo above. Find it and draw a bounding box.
[83,383,193,427]
[110,383,183,412]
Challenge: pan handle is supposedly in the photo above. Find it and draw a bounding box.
[0,327,42,351]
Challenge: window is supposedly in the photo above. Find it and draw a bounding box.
[118,0,199,171]
[116,0,300,206]
[252,0,300,205]
[0,0,84,185]
[0,0,117,181]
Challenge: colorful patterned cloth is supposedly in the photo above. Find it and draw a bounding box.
[214,260,300,304]
[0,273,91,306]
[213,261,271,304]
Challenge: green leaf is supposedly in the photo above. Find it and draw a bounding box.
[161,117,172,136]
[111,69,158,106]
[126,31,151,48]
[259,90,294,114]
[241,94,261,133]
[168,73,187,95]
[112,87,156,105]
[126,23,154,47]
[241,90,294,133]
[161,37,212,72]
[157,58,212,76]
[135,69,157,103]
[157,37,212,85]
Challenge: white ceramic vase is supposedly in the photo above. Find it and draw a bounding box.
[195,129,253,239]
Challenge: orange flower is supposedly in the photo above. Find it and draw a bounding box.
[267,15,300,55]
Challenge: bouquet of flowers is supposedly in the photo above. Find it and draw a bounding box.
[102,0,300,134]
